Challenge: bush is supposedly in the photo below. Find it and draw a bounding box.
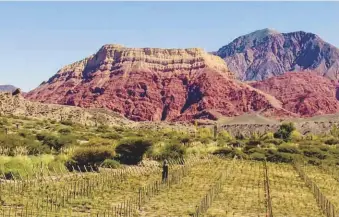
[156,143,186,160]
[307,158,321,166]
[101,159,121,169]
[197,137,213,145]
[96,125,110,133]
[274,122,296,141]
[230,149,248,160]
[306,134,319,141]
[60,120,73,126]
[47,155,68,172]
[277,144,300,154]
[303,148,328,160]
[87,138,115,147]
[265,149,297,163]
[324,138,339,145]
[264,138,284,146]
[27,140,50,155]
[217,130,232,142]
[243,140,262,153]
[196,128,213,144]
[0,117,9,126]
[71,146,115,165]
[246,140,262,147]
[245,147,266,155]
[112,126,125,133]
[1,156,34,179]
[262,132,274,140]
[179,136,191,146]
[197,127,213,139]
[115,138,152,164]
[319,145,330,152]
[250,152,266,161]
[290,130,303,141]
[249,132,262,140]
[298,140,323,148]
[18,130,33,138]
[328,147,339,156]
[58,128,72,135]
[0,133,47,155]
[228,140,245,148]
[101,132,122,140]
[37,133,76,152]
[235,132,245,140]
[212,147,233,156]
[330,125,339,138]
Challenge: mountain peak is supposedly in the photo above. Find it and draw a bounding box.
[240,28,281,45]
[216,29,339,81]
[245,28,280,39]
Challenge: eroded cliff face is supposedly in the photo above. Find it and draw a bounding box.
[26,45,287,121]
[250,72,339,117]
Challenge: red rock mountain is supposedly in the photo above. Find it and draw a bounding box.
[216,29,339,81]
[250,72,339,117]
[26,44,290,121]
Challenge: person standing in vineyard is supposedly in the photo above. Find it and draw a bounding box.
[162,159,169,181]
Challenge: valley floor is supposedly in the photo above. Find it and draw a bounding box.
[0,156,337,217]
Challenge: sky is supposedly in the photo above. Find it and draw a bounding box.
[0,2,339,91]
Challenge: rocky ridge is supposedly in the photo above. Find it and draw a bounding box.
[26,45,291,121]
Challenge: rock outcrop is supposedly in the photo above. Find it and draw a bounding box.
[250,72,339,117]
[216,28,339,81]
[26,45,289,121]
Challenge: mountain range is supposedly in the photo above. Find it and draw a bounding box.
[24,29,339,122]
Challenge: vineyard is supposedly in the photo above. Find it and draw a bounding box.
[1,155,339,217]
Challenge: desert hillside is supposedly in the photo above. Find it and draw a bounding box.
[0,91,131,127]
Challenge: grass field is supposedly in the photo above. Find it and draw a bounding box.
[268,163,324,217]
[0,164,166,216]
[304,165,339,212]
[205,160,266,217]
[137,157,231,217]
[1,156,339,217]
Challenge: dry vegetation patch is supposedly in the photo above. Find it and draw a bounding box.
[205,160,266,217]
[268,163,324,217]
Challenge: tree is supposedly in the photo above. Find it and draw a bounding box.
[115,138,152,164]
[274,122,296,141]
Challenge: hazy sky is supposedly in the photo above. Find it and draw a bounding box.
[1,2,339,91]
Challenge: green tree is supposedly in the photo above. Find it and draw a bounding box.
[115,137,152,164]
[274,122,296,141]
